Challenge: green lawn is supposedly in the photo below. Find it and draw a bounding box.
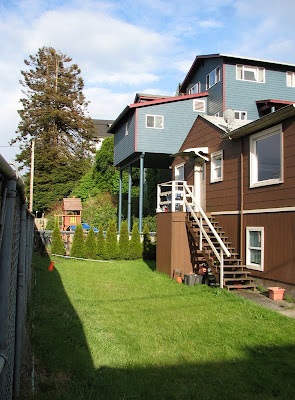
[30,253,295,400]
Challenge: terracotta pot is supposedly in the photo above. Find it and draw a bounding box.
[268,287,285,301]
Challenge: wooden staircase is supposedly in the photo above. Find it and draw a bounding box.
[186,213,256,291]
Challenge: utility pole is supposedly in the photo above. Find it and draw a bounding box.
[29,139,35,212]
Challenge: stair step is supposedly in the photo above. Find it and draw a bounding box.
[226,284,257,290]
[224,277,255,282]
[224,270,249,275]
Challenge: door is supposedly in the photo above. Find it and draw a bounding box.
[194,162,206,211]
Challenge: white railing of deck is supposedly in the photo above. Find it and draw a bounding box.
[157,180,231,288]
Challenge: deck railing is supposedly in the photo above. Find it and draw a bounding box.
[156,180,231,288]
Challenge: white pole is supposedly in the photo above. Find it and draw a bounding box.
[220,249,224,289]
[29,139,35,213]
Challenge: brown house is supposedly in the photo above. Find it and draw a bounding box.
[62,197,82,230]
[156,105,295,294]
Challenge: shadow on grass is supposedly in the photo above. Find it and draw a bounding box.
[30,253,295,400]
[143,259,156,271]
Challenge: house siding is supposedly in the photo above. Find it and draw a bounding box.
[186,57,223,116]
[136,99,206,155]
[114,111,136,166]
[225,63,295,120]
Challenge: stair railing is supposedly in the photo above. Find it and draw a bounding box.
[183,182,231,289]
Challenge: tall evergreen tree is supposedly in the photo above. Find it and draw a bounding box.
[85,226,97,259]
[51,218,65,255]
[12,46,95,212]
[105,220,118,259]
[97,224,106,259]
[70,224,86,258]
[129,223,142,259]
[118,221,130,259]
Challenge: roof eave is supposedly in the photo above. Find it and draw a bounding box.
[107,105,130,134]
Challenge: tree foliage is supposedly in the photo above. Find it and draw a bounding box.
[105,220,118,259]
[85,226,97,259]
[13,46,95,212]
[96,224,105,259]
[129,223,142,259]
[118,221,130,260]
[51,218,65,255]
[70,224,85,258]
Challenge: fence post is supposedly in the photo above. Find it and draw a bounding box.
[0,179,17,400]
[13,203,27,397]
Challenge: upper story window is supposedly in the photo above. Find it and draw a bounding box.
[206,66,220,90]
[146,114,164,129]
[250,124,283,188]
[193,99,206,112]
[286,71,295,87]
[234,110,247,120]
[236,64,265,83]
[189,82,201,94]
[210,150,223,183]
[125,122,129,136]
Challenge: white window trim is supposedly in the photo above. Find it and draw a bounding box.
[236,64,265,83]
[189,81,201,94]
[125,122,129,136]
[146,114,164,129]
[234,110,248,120]
[246,227,264,271]
[210,150,223,183]
[250,124,283,188]
[286,71,295,87]
[193,99,206,113]
[206,66,220,90]
[174,163,185,181]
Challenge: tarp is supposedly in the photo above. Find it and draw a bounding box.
[69,223,99,232]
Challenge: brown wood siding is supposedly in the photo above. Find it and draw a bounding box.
[156,212,193,277]
[213,214,240,253]
[244,212,295,284]
[243,116,295,209]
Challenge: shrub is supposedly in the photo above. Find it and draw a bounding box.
[118,221,130,259]
[51,218,65,255]
[97,224,105,259]
[105,220,118,259]
[85,226,97,259]
[129,222,142,259]
[142,224,156,260]
[70,224,85,258]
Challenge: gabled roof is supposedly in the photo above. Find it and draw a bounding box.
[92,119,114,139]
[108,92,208,133]
[199,115,252,133]
[63,197,82,211]
[221,104,295,140]
[179,53,295,93]
[134,93,172,103]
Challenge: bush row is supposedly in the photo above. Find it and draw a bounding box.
[51,220,156,260]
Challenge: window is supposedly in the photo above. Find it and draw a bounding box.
[246,227,264,271]
[189,82,201,94]
[146,114,164,129]
[193,99,206,112]
[250,124,283,188]
[286,71,295,87]
[206,66,220,90]
[210,150,223,183]
[234,110,247,120]
[236,65,265,83]
[175,163,184,181]
[125,122,128,136]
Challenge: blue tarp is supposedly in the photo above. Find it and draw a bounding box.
[69,223,99,232]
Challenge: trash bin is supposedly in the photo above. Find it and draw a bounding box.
[184,274,199,286]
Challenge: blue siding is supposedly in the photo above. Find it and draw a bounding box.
[225,63,295,120]
[136,98,207,154]
[186,57,223,116]
[114,111,136,166]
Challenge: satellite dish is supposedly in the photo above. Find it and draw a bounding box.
[223,108,235,124]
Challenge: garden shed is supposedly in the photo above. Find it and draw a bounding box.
[62,197,82,230]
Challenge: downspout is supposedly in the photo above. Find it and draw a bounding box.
[240,139,244,261]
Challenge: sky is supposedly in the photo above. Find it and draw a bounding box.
[1,0,295,166]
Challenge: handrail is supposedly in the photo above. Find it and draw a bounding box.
[184,183,231,258]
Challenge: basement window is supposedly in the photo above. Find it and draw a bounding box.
[246,227,264,271]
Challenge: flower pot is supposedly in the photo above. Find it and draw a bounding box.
[268,287,285,300]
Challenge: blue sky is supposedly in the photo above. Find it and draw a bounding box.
[1,0,295,165]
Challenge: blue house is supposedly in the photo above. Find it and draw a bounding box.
[178,53,295,120]
[110,54,295,233]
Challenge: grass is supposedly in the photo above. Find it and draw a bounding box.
[29,253,295,400]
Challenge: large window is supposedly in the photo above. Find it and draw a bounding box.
[146,114,164,129]
[246,227,264,271]
[250,124,283,188]
[189,82,201,94]
[286,71,295,87]
[236,65,265,83]
[206,66,220,90]
[210,150,223,183]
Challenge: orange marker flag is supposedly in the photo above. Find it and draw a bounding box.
[48,261,54,271]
